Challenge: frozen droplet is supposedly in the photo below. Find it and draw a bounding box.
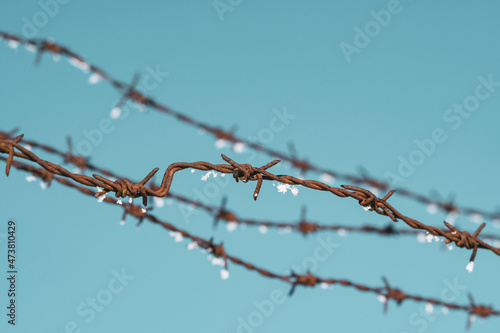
[8,40,19,49]
[425,303,434,314]
[141,208,147,213]
[97,194,106,203]
[291,186,299,196]
[201,170,216,181]
[442,307,449,314]
[278,227,292,234]
[88,73,101,84]
[191,169,195,173]
[220,269,230,280]
[337,229,347,237]
[128,197,133,204]
[211,257,225,266]
[469,315,476,323]
[447,245,453,250]
[116,200,123,205]
[226,222,237,232]
[470,213,483,224]
[110,107,122,119]
[466,261,474,273]
[120,219,125,226]
[215,139,228,149]
[174,233,183,242]
[377,295,387,303]
[68,57,90,72]
[320,282,329,289]
[253,193,258,199]
[233,142,246,153]
[133,102,147,112]
[25,175,37,182]
[320,173,335,185]
[363,206,370,211]
[258,225,268,234]
[426,234,434,243]
[417,233,427,243]
[277,184,291,194]
[40,182,47,190]
[24,144,32,151]
[187,242,198,250]
[426,204,438,215]
[154,197,165,208]
[25,43,37,53]
[221,174,225,177]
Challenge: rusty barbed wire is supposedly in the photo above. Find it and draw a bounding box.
[1,135,500,269]
[2,155,498,329]
[4,129,500,245]
[1,31,498,224]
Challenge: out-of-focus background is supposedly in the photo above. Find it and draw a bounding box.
[1,1,500,332]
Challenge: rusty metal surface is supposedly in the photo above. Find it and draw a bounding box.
[3,155,498,328]
[1,31,498,223]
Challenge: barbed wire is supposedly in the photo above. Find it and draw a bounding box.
[1,31,498,224]
[4,128,500,246]
[2,155,498,329]
[1,135,500,270]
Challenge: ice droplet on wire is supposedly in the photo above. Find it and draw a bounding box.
[7,40,19,49]
[426,204,438,215]
[320,173,335,185]
[233,142,245,153]
[110,107,122,119]
[466,261,474,273]
[220,269,230,280]
[88,73,101,84]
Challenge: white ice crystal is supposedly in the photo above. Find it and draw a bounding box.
[187,242,198,250]
[88,73,101,84]
[466,261,474,273]
[277,184,291,194]
[233,142,246,153]
[110,107,122,119]
[319,173,335,185]
[68,57,90,72]
[154,197,165,208]
[226,222,238,232]
[220,269,230,280]
[215,139,228,149]
[426,204,438,215]
[25,176,37,182]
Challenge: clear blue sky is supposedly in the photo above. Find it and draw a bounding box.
[1,1,500,332]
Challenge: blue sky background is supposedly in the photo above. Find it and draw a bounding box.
[1,1,500,332]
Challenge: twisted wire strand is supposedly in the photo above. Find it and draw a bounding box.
[5,130,500,244]
[1,135,499,266]
[2,156,498,328]
[1,31,498,223]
